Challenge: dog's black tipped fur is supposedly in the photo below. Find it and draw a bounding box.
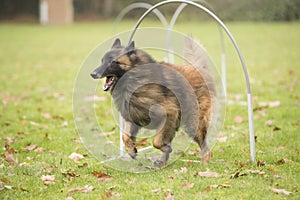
[91,38,215,165]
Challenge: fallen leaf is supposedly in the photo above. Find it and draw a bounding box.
[182,181,194,190]
[220,181,231,188]
[187,149,199,155]
[136,138,149,147]
[92,171,113,182]
[174,167,188,174]
[234,116,244,123]
[1,177,10,183]
[68,185,94,193]
[275,158,286,165]
[30,121,40,126]
[245,169,265,177]
[62,171,80,178]
[4,153,18,166]
[61,121,68,127]
[34,147,46,153]
[165,192,174,200]
[41,175,55,185]
[4,185,13,190]
[230,171,241,179]
[273,126,281,131]
[6,137,14,145]
[269,187,292,195]
[5,142,15,154]
[205,186,211,193]
[69,152,84,162]
[196,168,220,177]
[265,120,274,126]
[151,188,161,194]
[268,101,280,107]
[25,144,38,151]
[257,160,266,167]
[77,163,88,168]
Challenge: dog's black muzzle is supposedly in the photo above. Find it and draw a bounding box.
[90,72,101,79]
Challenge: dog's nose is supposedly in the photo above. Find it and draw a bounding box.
[90,72,99,79]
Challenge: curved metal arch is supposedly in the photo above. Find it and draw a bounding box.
[167,0,227,96]
[128,0,256,162]
[114,2,169,30]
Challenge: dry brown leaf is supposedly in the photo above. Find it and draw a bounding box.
[136,138,149,147]
[182,181,194,190]
[41,175,55,185]
[6,137,14,145]
[34,147,46,153]
[187,149,199,155]
[68,185,94,193]
[196,168,220,177]
[257,160,266,166]
[205,186,211,193]
[92,171,113,182]
[4,153,18,166]
[174,167,188,174]
[268,101,280,107]
[269,187,292,195]
[265,120,274,126]
[26,144,38,151]
[69,152,84,162]
[275,158,286,165]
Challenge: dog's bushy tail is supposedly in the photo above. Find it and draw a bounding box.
[183,36,208,70]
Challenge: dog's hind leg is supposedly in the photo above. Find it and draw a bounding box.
[194,112,212,164]
[152,110,179,167]
[122,120,140,159]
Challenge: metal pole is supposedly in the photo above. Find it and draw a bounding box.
[114,2,169,31]
[128,0,255,162]
[167,0,227,96]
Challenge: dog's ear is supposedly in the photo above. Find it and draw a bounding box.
[112,38,121,49]
[126,41,135,52]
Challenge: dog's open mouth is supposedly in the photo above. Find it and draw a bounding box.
[103,76,117,91]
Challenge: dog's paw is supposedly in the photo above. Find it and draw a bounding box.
[128,147,138,159]
[153,159,167,167]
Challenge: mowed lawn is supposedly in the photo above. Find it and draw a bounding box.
[0,21,299,199]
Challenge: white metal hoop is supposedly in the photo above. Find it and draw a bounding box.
[128,0,256,162]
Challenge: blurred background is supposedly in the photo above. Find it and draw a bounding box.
[0,0,300,24]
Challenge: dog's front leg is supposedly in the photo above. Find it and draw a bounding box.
[122,120,140,159]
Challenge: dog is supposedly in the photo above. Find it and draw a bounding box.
[91,37,215,166]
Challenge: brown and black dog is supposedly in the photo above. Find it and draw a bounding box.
[91,37,215,166]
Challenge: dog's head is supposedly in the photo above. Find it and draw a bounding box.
[91,38,156,92]
[90,38,139,92]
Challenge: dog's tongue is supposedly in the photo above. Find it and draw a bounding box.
[103,76,114,91]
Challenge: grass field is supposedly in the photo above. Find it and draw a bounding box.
[0,21,299,199]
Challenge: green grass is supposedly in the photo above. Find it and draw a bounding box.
[0,21,299,199]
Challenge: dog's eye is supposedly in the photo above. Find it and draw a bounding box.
[112,60,120,65]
